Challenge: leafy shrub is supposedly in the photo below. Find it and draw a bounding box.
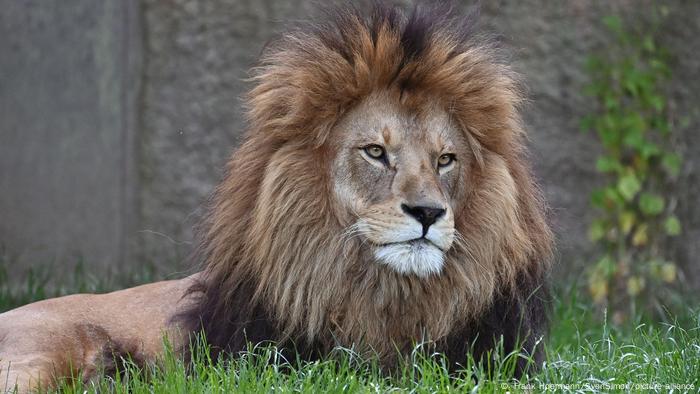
[581,11,685,322]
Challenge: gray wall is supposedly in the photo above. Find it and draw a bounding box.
[1,1,698,284]
[0,1,140,275]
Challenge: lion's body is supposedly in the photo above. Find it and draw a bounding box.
[0,2,553,392]
[0,276,196,392]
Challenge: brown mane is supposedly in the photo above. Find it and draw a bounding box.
[181,1,553,372]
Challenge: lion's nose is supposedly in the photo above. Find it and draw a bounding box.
[401,204,446,236]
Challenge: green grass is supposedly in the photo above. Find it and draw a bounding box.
[1,267,698,393]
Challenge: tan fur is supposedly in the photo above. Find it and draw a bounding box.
[0,276,197,392]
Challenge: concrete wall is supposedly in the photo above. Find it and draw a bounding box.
[1,1,698,284]
[0,1,140,275]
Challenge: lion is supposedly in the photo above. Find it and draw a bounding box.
[0,2,553,392]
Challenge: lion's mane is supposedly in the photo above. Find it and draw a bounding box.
[181,1,553,372]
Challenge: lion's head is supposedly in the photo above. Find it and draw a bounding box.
[185,1,553,366]
[331,92,459,278]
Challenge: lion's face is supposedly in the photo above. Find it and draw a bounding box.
[331,92,471,277]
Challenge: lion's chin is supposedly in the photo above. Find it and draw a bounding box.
[374,240,445,278]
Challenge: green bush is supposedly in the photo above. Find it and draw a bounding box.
[581,11,685,322]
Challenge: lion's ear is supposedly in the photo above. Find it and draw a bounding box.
[463,124,485,170]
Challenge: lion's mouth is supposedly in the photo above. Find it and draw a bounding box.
[379,238,443,251]
[373,238,446,277]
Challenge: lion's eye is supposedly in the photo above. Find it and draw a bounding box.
[438,153,455,168]
[363,145,386,160]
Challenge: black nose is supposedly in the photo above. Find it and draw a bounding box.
[401,204,446,236]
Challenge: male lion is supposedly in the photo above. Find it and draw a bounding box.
[0,2,553,392]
